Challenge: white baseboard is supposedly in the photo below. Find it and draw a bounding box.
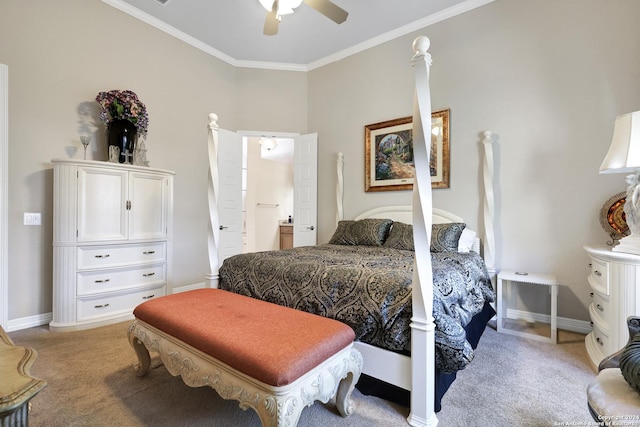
[171,282,207,294]
[505,308,592,335]
[6,312,52,332]
[5,282,208,332]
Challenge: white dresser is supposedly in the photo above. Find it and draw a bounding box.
[51,159,174,331]
[584,245,640,370]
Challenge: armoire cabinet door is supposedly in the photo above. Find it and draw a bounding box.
[77,167,128,242]
[128,172,168,240]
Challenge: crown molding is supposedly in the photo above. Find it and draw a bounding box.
[103,0,495,72]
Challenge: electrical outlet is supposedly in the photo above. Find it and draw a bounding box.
[24,212,41,226]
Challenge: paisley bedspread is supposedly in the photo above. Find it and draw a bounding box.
[218,244,494,373]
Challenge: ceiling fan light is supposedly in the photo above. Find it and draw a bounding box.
[280,0,303,9]
[258,0,274,12]
[278,0,303,15]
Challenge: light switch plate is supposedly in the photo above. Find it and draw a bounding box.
[24,212,41,226]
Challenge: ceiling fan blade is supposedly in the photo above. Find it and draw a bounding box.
[303,0,348,24]
[264,0,279,35]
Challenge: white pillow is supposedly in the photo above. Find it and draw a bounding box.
[458,228,476,253]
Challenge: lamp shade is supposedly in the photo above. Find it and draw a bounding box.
[600,111,640,174]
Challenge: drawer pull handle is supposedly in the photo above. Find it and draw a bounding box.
[143,251,155,255]
[95,254,110,259]
[94,303,110,309]
[594,270,602,277]
[596,304,604,312]
[94,279,110,283]
[142,295,155,300]
[143,272,155,277]
[596,337,604,346]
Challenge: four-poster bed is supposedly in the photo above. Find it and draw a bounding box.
[206,37,498,426]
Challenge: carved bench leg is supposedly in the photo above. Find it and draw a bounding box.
[127,323,151,376]
[335,349,363,417]
[253,396,306,427]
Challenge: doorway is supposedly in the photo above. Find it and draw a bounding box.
[242,136,294,253]
[0,64,7,328]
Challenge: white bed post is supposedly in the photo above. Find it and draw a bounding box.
[408,36,438,427]
[336,152,344,227]
[206,113,221,288]
[482,131,498,281]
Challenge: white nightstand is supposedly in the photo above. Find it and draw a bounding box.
[497,270,559,344]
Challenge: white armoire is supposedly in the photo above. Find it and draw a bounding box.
[51,159,174,331]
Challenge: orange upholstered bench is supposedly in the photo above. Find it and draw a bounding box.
[127,288,362,426]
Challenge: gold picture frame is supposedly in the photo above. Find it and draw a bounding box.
[364,109,450,192]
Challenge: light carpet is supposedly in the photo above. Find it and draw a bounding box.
[8,320,597,426]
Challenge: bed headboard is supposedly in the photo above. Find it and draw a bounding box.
[354,205,481,254]
[354,205,463,224]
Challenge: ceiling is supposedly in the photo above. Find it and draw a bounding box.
[105,0,493,71]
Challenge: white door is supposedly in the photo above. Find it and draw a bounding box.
[217,128,243,262]
[0,64,7,329]
[293,133,318,247]
[128,172,168,240]
[77,167,128,242]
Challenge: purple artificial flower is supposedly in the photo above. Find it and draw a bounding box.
[95,90,149,139]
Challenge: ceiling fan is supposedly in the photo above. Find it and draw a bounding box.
[258,0,348,35]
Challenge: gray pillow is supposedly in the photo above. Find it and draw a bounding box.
[431,223,466,252]
[383,222,414,251]
[329,219,392,246]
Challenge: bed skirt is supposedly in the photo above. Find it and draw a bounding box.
[355,301,496,412]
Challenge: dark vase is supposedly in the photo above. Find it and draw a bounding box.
[107,119,137,164]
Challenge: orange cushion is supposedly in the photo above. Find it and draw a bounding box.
[133,288,355,387]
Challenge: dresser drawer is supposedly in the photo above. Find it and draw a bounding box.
[77,242,166,269]
[589,291,610,327]
[589,322,610,354]
[588,257,609,295]
[77,263,166,296]
[76,284,165,322]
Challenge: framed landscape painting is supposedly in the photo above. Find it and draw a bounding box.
[364,109,450,192]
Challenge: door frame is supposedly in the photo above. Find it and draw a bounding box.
[0,64,8,329]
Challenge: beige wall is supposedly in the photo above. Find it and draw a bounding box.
[309,0,640,321]
[2,0,640,325]
[0,0,307,322]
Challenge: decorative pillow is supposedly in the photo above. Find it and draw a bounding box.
[457,228,477,253]
[329,218,393,246]
[431,223,466,253]
[383,222,414,251]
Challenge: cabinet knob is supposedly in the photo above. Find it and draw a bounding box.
[142,295,155,300]
[594,270,602,277]
[142,272,155,277]
[590,292,594,298]
[94,254,110,259]
[596,337,604,346]
[143,251,155,255]
[596,304,604,312]
[94,279,110,284]
[94,303,110,309]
